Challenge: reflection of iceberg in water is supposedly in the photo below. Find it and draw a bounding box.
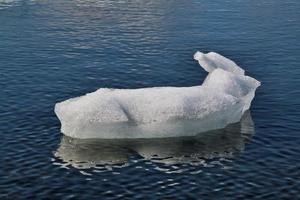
[137,112,254,165]
[54,111,255,169]
[54,138,131,169]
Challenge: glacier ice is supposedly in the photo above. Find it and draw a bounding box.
[55,51,260,139]
[194,51,245,75]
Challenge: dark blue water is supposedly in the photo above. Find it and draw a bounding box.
[1,0,300,199]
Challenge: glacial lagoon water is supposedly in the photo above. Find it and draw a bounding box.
[1,0,300,199]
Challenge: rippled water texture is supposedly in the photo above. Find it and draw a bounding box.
[1,0,300,199]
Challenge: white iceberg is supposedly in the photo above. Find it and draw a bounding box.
[55,51,260,139]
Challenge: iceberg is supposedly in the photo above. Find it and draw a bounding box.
[55,51,260,139]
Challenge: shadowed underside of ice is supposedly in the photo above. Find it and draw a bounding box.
[55,51,260,139]
[54,112,255,169]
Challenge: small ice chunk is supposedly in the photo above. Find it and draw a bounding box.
[55,51,260,139]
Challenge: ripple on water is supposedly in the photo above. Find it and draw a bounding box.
[1,0,300,198]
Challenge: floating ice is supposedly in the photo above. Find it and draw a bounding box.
[55,51,260,139]
[193,51,244,75]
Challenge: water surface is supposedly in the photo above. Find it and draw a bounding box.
[1,0,300,199]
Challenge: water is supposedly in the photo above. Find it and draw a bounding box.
[1,0,299,199]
